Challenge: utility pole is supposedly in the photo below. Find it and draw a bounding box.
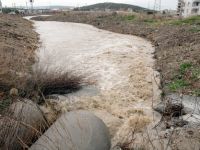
[30,0,34,13]
[154,0,161,11]
[148,0,150,9]
[159,0,161,11]
[26,2,28,9]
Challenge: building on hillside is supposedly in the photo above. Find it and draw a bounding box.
[177,0,200,17]
[127,8,133,12]
[163,9,177,16]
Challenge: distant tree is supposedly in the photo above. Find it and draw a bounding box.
[2,8,16,14]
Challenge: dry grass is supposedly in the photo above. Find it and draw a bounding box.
[0,14,38,91]
[0,99,49,150]
[21,67,85,103]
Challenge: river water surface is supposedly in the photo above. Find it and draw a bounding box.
[32,19,161,145]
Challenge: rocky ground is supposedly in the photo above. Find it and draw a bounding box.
[32,12,200,96]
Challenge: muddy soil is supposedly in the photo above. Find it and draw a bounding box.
[32,20,161,145]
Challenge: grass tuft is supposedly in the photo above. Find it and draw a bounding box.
[189,26,200,33]
[180,62,192,74]
[19,67,86,103]
[170,16,200,26]
[168,79,189,91]
[121,15,136,21]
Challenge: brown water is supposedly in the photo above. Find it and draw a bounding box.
[33,20,161,145]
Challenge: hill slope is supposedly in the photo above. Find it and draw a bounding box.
[78,2,150,12]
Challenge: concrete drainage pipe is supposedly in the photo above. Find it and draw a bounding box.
[30,110,111,150]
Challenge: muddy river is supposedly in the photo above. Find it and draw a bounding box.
[32,20,161,145]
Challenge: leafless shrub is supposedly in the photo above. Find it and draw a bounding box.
[6,65,86,104]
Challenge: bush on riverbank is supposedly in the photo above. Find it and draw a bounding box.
[21,68,85,103]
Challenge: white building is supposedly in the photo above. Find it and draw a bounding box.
[178,0,200,17]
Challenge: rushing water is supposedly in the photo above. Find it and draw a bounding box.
[31,19,161,145]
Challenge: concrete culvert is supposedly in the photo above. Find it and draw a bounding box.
[0,99,49,150]
[30,110,111,150]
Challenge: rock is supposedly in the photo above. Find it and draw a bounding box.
[9,88,18,96]
[168,94,200,124]
[154,94,200,128]
[183,114,200,124]
[30,110,111,150]
[153,99,184,117]
[153,102,165,114]
[167,94,200,115]
[0,99,48,150]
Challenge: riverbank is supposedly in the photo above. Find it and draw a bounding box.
[0,15,85,149]
[32,12,200,97]
[0,14,39,107]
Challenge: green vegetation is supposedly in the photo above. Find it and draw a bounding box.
[121,15,136,21]
[168,62,200,94]
[180,62,192,74]
[189,26,200,33]
[142,18,159,25]
[168,63,192,91]
[168,79,189,92]
[170,15,200,25]
[192,67,200,80]
[2,8,19,14]
[193,89,200,97]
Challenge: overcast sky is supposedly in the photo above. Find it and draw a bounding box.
[2,0,178,10]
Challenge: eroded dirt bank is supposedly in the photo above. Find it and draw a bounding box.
[33,20,161,145]
[0,14,38,108]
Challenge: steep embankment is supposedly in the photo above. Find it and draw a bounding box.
[0,14,38,92]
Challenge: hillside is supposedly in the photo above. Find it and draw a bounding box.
[77,2,150,12]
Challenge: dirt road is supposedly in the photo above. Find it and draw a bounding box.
[33,20,161,145]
